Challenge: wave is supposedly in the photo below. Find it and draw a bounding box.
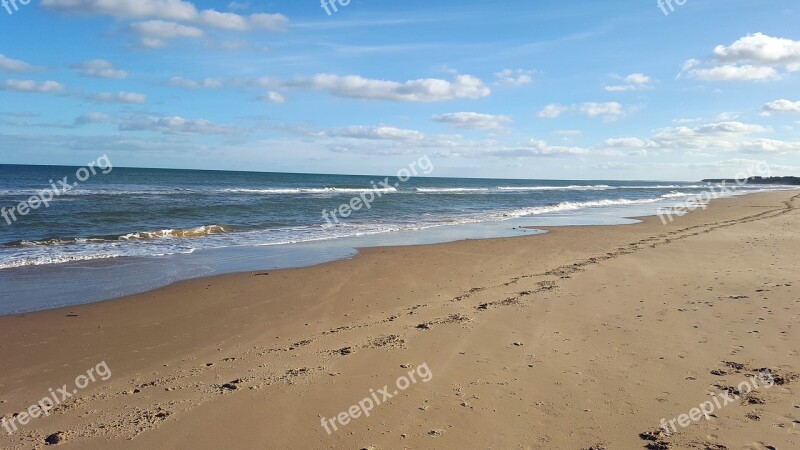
[5,237,110,247]
[3,225,230,248]
[617,184,780,190]
[619,184,704,189]
[497,185,612,191]
[414,187,491,193]
[0,186,400,197]
[0,253,125,270]
[497,184,715,191]
[220,187,398,195]
[119,225,229,240]
[495,198,663,219]
[660,191,692,198]
[0,187,202,197]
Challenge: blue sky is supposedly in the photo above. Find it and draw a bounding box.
[1,0,799,180]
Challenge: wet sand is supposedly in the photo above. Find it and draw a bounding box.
[1,190,798,449]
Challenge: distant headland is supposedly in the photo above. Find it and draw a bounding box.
[701,176,800,185]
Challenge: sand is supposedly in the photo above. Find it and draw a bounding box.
[1,190,798,449]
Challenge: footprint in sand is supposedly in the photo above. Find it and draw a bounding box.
[45,431,69,445]
[728,344,745,356]
[743,444,778,450]
[790,419,800,435]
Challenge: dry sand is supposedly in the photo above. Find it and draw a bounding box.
[1,190,799,449]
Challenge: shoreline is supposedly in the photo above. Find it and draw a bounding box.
[1,190,799,449]
[0,188,787,315]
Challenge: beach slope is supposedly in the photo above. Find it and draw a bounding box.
[1,190,798,449]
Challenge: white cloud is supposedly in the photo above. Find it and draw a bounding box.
[247,13,289,31]
[2,80,146,104]
[589,119,800,156]
[537,103,569,119]
[595,120,800,156]
[73,59,128,79]
[168,76,223,89]
[693,122,769,134]
[713,112,739,121]
[682,59,701,71]
[0,80,65,93]
[42,0,198,20]
[272,114,800,160]
[673,117,702,124]
[261,91,286,104]
[130,20,204,48]
[763,99,800,113]
[119,116,240,135]
[488,139,591,157]
[286,74,490,102]
[327,126,425,141]
[579,102,625,121]
[650,121,771,151]
[687,65,780,81]
[713,33,800,69]
[603,137,658,148]
[681,33,800,81]
[42,0,288,34]
[279,123,604,159]
[70,113,241,134]
[538,102,626,122]
[0,54,37,72]
[199,9,248,30]
[244,76,280,89]
[605,73,653,91]
[737,139,800,154]
[275,123,471,155]
[431,112,512,130]
[199,10,287,31]
[625,73,650,84]
[494,69,533,86]
[91,91,147,104]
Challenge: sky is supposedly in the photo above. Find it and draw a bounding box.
[0,0,799,181]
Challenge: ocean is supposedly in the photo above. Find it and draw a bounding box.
[0,164,792,313]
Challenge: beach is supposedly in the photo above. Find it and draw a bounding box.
[1,189,799,449]
[4,1,800,448]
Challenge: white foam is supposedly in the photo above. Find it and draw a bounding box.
[415,188,491,193]
[661,191,692,198]
[493,198,662,219]
[221,187,398,195]
[497,185,612,191]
